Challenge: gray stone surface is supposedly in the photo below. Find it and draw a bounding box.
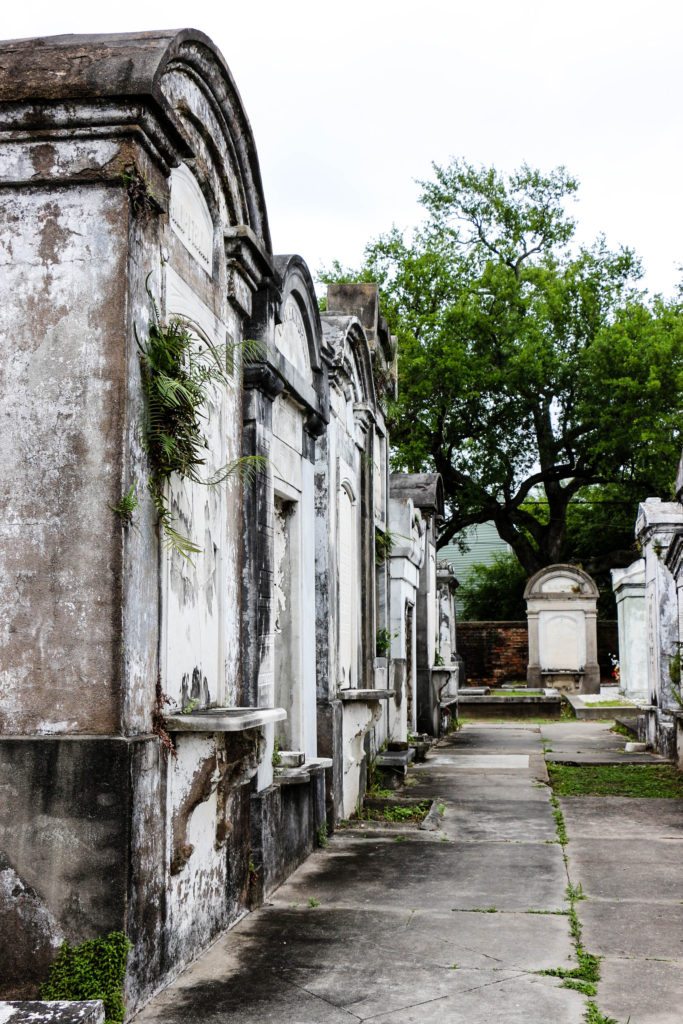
[561,796,683,839]
[580,900,683,960]
[598,959,683,1024]
[274,836,566,912]
[136,724,682,1023]
[566,837,683,901]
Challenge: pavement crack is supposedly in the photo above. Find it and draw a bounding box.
[278,973,363,1021]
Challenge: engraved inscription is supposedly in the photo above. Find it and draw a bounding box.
[170,163,214,274]
[275,296,310,373]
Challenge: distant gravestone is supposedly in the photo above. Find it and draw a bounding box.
[524,565,600,693]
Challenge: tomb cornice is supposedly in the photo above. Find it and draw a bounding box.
[664,531,683,578]
[0,102,191,181]
[243,362,285,400]
[0,30,272,248]
[635,497,683,541]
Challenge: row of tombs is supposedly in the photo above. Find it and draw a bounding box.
[611,489,683,765]
[0,30,460,1010]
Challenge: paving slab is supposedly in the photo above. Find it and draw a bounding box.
[566,838,683,902]
[408,773,552,805]
[598,957,683,1024]
[273,836,567,912]
[540,722,623,748]
[364,973,585,1024]
[430,753,531,769]
[440,728,543,753]
[440,798,557,842]
[580,900,683,960]
[561,796,683,840]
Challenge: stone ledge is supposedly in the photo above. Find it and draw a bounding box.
[338,689,394,702]
[273,758,333,785]
[166,707,287,732]
[0,1002,104,1023]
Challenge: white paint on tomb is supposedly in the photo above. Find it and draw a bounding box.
[612,559,648,700]
[338,481,358,690]
[161,267,237,709]
[275,296,310,374]
[525,564,600,693]
[539,613,585,672]
[169,163,214,275]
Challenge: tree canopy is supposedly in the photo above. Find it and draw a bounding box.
[322,160,683,576]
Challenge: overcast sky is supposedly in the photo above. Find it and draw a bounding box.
[4,1,681,296]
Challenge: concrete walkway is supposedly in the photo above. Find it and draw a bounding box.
[136,724,683,1024]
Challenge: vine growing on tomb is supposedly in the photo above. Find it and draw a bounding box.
[40,931,131,1024]
[136,276,265,558]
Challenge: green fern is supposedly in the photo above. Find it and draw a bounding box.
[109,484,138,526]
[137,277,266,557]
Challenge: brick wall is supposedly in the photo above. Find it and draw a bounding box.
[457,621,619,686]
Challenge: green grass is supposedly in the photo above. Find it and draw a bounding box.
[548,763,683,798]
[611,721,637,739]
[363,801,430,823]
[584,1001,619,1024]
[584,699,634,708]
[308,897,320,908]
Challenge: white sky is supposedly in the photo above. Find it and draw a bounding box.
[4,0,682,296]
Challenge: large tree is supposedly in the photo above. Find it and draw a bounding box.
[322,161,683,575]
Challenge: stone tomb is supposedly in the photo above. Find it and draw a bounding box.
[637,497,683,758]
[611,559,647,701]
[315,285,396,820]
[525,565,600,693]
[0,29,282,1011]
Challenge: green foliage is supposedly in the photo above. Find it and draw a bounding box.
[548,763,683,798]
[307,897,320,908]
[611,721,637,739]
[122,163,159,222]
[109,484,138,526]
[584,1002,620,1024]
[40,932,131,1024]
[137,279,265,558]
[272,739,282,767]
[375,627,396,657]
[550,792,569,845]
[322,159,683,578]
[375,528,395,564]
[316,822,329,848]
[364,801,430,823]
[450,555,527,622]
[668,648,683,707]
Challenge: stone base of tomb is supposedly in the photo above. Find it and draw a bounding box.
[250,768,327,903]
[638,706,679,761]
[527,667,600,694]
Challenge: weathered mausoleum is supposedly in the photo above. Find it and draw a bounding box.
[0,28,454,1015]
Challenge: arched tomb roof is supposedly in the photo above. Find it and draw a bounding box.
[390,473,445,519]
[524,564,599,600]
[321,313,377,410]
[0,29,271,250]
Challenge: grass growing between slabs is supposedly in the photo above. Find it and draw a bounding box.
[548,762,683,798]
[544,778,623,1023]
